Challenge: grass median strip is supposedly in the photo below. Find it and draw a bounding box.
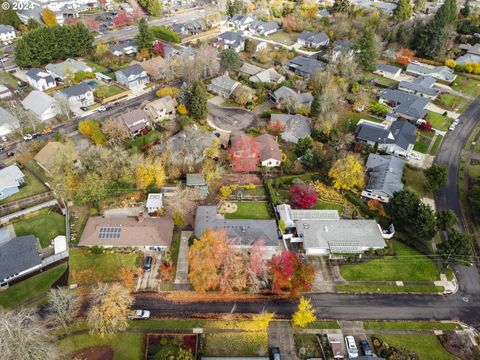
[365,321,461,331]
[337,284,444,293]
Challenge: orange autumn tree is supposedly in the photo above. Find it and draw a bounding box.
[396,48,415,65]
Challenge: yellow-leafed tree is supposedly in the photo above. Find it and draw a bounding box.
[78,119,100,137]
[41,8,57,27]
[156,87,180,98]
[135,160,165,190]
[328,154,365,191]
[177,103,188,115]
[292,296,317,328]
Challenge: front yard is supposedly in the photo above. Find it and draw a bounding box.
[451,75,480,97]
[69,248,141,285]
[403,164,432,198]
[426,111,454,131]
[13,211,66,248]
[340,240,441,282]
[265,31,300,46]
[94,84,127,100]
[224,201,274,220]
[0,70,20,89]
[0,169,49,205]
[435,93,468,112]
[203,332,268,357]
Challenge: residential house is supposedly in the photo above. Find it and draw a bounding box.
[356,120,417,155]
[378,89,429,121]
[26,68,57,91]
[0,235,42,286]
[131,57,164,80]
[276,203,340,230]
[186,173,208,197]
[362,154,405,203]
[331,39,354,61]
[0,24,15,42]
[248,67,285,84]
[406,63,457,83]
[216,31,246,52]
[79,216,174,250]
[238,63,264,77]
[270,113,311,144]
[194,206,280,259]
[46,58,93,80]
[154,126,216,166]
[353,0,397,15]
[0,165,25,201]
[284,56,327,78]
[398,76,439,100]
[248,20,279,36]
[34,141,69,173]
[297,31,330,49]
[56,83,94,110]
[109,39,137,57]
[207,73,240,97]
[146,193,163,214]
[172,19,206,38]
[270,86,313,108]
[456,43,480,65]
[142,95,177,122]
[256,134,282,167]
[115,109,149,136]
[22,91,59,121]
[227,14,255,31]
[115,64,149,89]
[375,64,402,79]
[0,84,12,99]
[0,108,19,136]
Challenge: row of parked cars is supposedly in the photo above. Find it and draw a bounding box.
[344,336,372,358]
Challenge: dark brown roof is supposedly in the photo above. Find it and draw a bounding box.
[255,134,281,162]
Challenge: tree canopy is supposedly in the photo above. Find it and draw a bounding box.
[355,28,378,72]
[220,48,242,72]
[189,80,209,120]
[425,164,448,191]
[135,18,154,54]
[393,0,413,23]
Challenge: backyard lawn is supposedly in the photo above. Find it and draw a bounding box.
[0,71,20,89]
[241,186,266,197]
[85,60,109,73]
[69,248,141,284]
[130,130,163,149]
[94,84,127,100]
[0,170,49,205]
[365,72,400,88]
[224,201,273,220]
[13,211,66,248]
[338,111,385,132]
[25,159,48,183]
[403,165,431,198]
[375,334,459,360]
[0,263,67,308]
[436,93,468,112]
[340,240,441,281]
[266,31,300,46]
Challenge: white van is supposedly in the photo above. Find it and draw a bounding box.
[345,336,358,358]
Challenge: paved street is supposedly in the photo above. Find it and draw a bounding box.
[208,101,257,131]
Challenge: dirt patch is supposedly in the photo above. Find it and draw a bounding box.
[218,201,237,214]
[68,345,114,360]
[439,331,480,360]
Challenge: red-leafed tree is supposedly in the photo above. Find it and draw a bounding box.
[267,120,283,136]
[229,135,259,172]
[84,17,99,32]
[419,121,433,131]
[269,250,315,298]
[247,240,269,291]
[396,48,415,65]
[153,40,165,57]
[112,10,134,27]
[290,183,318,209]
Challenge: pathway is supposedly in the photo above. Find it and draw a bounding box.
[310,256,336,293]
[174,231,192,285]
[268,321,300,360]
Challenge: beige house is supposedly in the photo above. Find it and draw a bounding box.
[142,96,178,122]
[34,142,68,172]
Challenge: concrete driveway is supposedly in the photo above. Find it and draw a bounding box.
[136,253,162,291]
[208,100,257,131]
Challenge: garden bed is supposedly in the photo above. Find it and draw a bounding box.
[146,334,196,359]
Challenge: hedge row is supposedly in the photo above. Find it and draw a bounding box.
[151,25,181,43]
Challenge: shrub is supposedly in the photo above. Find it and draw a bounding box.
[90,246,104,254]
[88,208,98,216]
[290,183,317,209]
[177,103,188,115]
[156,87,179,98]
[151,25,181,43]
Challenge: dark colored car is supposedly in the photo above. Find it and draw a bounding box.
[144,256,153,272]
[270,347,281,360]
[17,81,28,90]
[359,339,373,356]
[7,151,15,157]
[80,106,88,112]
[31,132,41,139]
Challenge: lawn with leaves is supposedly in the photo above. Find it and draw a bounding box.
[337,284,444,293]
[364,321,461,331]
[224,201,273,220]
[13,211,65,248]
[436,93,468,112]
[451,75,480,96]
[426,111,453,131]
[0,71,20,89]
[266,31,300,46]
[203,332,268,357]
[340,241,441,281]
[0,170,49,205]
[403,165,431,198]
[339,111,385,132]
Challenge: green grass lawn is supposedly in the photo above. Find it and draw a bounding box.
[242,186,266,196]
[436,93,468,112]
[85,60,109,73]
[302,321,341,329]
[204,332,268,357]
[312,201,343,212]
[130,130,163,149]
[364,321,461,331]
[340,241,441,281]
[426,111,451,130]
[58,332,144,360]
[94,84,127,100]
[0,71,20,89]
[224,201,273,220]
[365,72,400,88]
[25,159,48,183]
[0,170,48,205]
[414,138,430,154]
[339,111,385,132]
[169,230,181,269]
[403,165,431,198]
[294,334,321,358]
[69,248,141,284]
[469,165,480,180]
[337,284,444,293]
[451,75,480,96]
[266,31,299,46]
[13,212,65,248]
[375,334,459,360]
[0,264,66,308]
[430,135,444,155]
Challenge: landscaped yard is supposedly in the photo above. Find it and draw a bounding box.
[451,75,480,97]
[69,248,141,284]
[435,93,468,112]
[203,332,268,357]
[338,111,385,132]
[403,165,431,198]
[25,159,48,183]
[130,130,163,150]
[311,200,344,212]
[58,332,144,360]
[426,111,453,131]
[241,186,266,197]
[85,60,109,73]
[0,263,66,308]
[13,211,66,248]
[94,84,127,100]
[413,137,430,153]
[337,284,444,293]
[340,240,442,281]
[265,31,300,46]
[364,321,461,331]
[294,334,321,359]
[224,201,273,220]
[0,170,49,205]
[375,334,459,360]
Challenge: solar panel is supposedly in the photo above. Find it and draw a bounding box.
[98,227,122,239]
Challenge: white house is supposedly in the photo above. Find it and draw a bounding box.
[26,68,57,91]
[56,83,94,110]
[227,14,255,31]
[256,134,282,168]
[0,165,25,201]
[0,108,19,136]
[0,25,15,43]
[216,31,246,53]
[22,91,59,121]
[146,193,163,214]
[115,64,149,89]
[375,63,402,79]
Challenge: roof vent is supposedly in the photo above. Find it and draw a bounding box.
[241,226,246,233]
[324,226,328,232]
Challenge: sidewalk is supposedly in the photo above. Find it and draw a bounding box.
[174,231,192,285]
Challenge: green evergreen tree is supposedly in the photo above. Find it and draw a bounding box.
[355,28,377,72]
[433,0,458,28]
[310,91,321,118]
[136,18,154,53]
[220,49,241,72]
[27,18,42,31]
[332,0,351,13]
[226,0,243,17]
[0,1,21,29]
[393,0,413,22]
[460,1,470,18]
[189,81,208,120]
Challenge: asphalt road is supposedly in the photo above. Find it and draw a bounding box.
[208,102,257,131]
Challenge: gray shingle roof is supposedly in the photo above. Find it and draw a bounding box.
[398,76,438,97]
[109,39,137,53]
[250,20,279,34]
[406,63,456,82]
[117,64,145,77]
[0,235,41,282]
[194,206,279,247]
[218,31,245,42]
[285,56,327,76]
[22,90,57,115]
[379,89,429,119]
[0,25,14,34]
[376,63,401,74]
[0,165,24,192]
[256,134,281,161]
[0,107,19,130]
[365,154,405,197]
[298,30,329,45]
[26,68,54,82]
[208,73,240,94]
[270,114,311,142]
[60,83,92,97]
[356,120,416,151]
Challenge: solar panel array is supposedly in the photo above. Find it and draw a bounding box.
[98,227,122,239]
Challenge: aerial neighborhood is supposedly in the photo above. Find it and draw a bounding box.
[0,0,480,359]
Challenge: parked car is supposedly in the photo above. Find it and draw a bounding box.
[6,151,14,157]
[449,124,456,131]
[345,336,358,358]
[0,57,8,63]
[31,132,41,139]
[17,81,28,90]
[269,347,281,360]
[98,105,107,112]
[144,256,153,272]
[23,133,33,141]
[42,126,53,135]
[128,309,150,320]
[80,106,89,112]
[453,119,460,126]
[408,152,421,160]
[359,340,372,356]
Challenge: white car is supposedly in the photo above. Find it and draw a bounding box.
[0,57,8,63]
[98,105,107,112]
[453,119,460,126]
[128,309,150,320]
[345,336,358,358]
[408,152,421,160]
[449,124,456,131]
[23,134,33,141]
